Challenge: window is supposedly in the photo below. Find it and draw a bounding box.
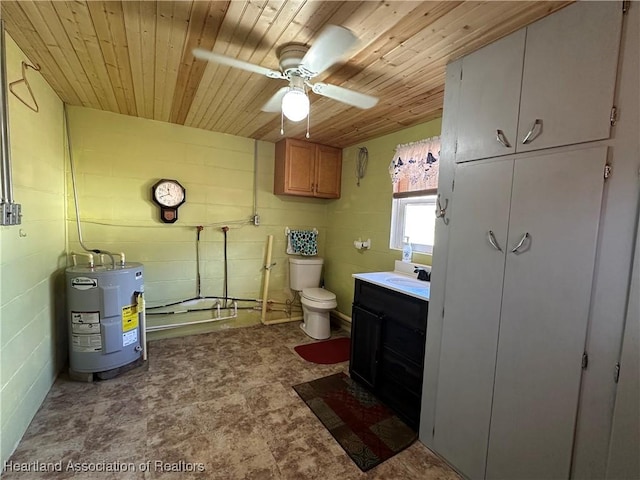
[388,137,440,255]
[390,194,437,254]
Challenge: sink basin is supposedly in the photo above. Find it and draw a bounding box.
[385,276,428,288]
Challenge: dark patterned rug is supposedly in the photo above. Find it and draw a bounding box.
[292,372,417,472]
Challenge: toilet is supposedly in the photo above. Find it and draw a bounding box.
[289,257,337,340]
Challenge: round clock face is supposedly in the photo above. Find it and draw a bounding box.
[153,180,185,207]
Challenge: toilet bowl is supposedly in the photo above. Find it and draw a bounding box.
[300,287,337,340]
[288,256,336,340]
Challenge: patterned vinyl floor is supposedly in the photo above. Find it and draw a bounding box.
[2,322,460,480]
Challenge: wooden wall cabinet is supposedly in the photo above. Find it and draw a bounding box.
[350,279,428,430]
[274,138,342,199]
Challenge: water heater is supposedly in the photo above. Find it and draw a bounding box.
[66,262,144,376]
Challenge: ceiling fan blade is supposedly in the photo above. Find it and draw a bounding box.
[192,48,284,79]
[300,25,358,76]
[261,87,289,112]
[311,83,378,109]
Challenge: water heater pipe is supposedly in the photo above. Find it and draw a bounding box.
[221,226,229,307]
[64,104,117,269]
[263,315,303,325]
[261,235,273,324]
[137,291,147,361]
[146,301,238,331]
[70,251,94,268]
[253,140,258,220]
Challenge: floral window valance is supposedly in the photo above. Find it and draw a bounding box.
[388,137,440,195]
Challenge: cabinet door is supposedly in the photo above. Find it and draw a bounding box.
[382,317,426,366]
[377,347,423,430]
[517,2,622,152]
[314,145,342,198]
[486,146,607,479]
[275,139,315,196]
[606,209,640,480]
[433,159,514,479]
[455,29,525,163]
[349,305,382,389]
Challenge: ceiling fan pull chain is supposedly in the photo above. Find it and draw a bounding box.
[280,110,284,135]
[306,109,310,139]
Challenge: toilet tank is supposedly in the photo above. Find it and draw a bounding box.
[289,257,324,291]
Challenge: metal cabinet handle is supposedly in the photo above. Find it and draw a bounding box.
[522,119,542,144]
[496,129,511,148]
[487,230,503,252]
[511,232,531,254]
[436,194,449,225]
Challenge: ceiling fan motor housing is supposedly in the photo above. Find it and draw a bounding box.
[278,44,310,77]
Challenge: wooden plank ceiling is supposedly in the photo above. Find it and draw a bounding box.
[1,1,570,148]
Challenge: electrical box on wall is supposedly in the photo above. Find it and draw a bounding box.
[1,202,21,225]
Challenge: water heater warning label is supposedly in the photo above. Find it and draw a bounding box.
[71,312,100,334]
[122,305,138,332]
[123,329,137,347]
[72,334,102,352]
[71,311,102,352]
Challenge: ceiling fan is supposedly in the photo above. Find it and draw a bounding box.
[193,25,379,127]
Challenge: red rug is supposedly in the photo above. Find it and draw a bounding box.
[294,337,351,364]
[293,372,416,471]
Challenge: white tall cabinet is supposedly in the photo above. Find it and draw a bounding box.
[421,2,640,479]
[456,1,621,163]
[486,148,606,479]
[435,147,607,479]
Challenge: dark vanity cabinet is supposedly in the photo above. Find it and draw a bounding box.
[350,305,382,389]
[350,279,428,430]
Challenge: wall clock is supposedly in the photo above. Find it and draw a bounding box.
[151,179,186,223]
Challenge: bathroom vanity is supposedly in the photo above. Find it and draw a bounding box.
[350,267,429,430]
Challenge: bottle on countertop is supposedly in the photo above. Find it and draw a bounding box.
[402,236,413,263]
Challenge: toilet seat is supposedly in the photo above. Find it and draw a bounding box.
[301,288,337,310]
[302,287,336,302]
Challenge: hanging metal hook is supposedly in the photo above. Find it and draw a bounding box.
[9,61,40,113]
[436,194,449,225]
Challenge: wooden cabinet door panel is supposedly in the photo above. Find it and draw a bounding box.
[315,145,342,198]
[274,139,342,198]
[285,140,315,195]
[517,2,622,152]
[456,29,525,163]
[433,159,514,479]
[486,146,607,479]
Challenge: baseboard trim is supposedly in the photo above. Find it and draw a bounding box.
[330,309,351,332]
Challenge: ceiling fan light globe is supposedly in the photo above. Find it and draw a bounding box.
[282,89,309,122]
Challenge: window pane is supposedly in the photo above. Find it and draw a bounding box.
[404,202,436,246]
[390,194,437,253]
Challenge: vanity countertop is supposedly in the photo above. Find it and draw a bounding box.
[352,261,430,301]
